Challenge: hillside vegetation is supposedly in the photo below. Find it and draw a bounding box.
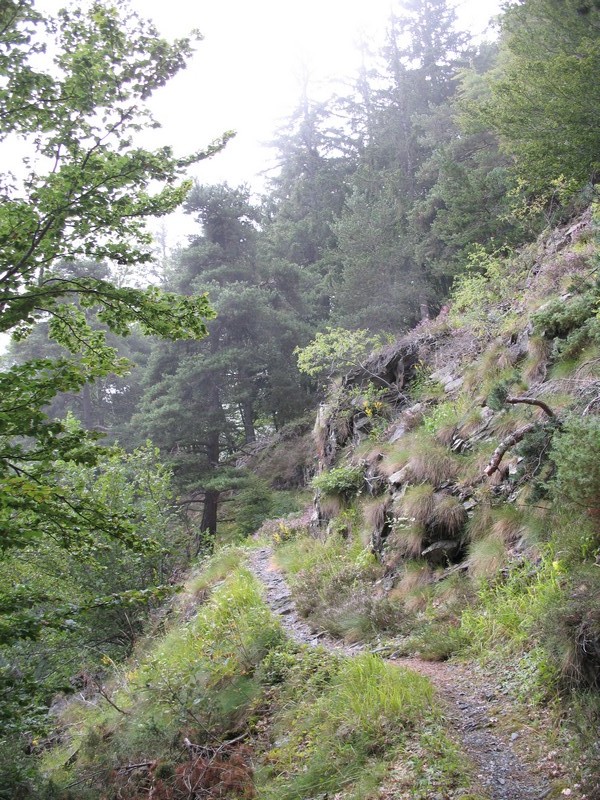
[3,0,600,798]
[30,205,600,800]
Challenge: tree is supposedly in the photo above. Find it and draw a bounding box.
[0,2,227,556]
[2,259,154,436]
[132,183,312,543]
[484,0,600,196]
[332,0,472,331]
[295,326,386,384]
[408,43,529,288]
[260,86,353,323]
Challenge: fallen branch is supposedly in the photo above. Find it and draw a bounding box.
[506,396,555,418]
[484,423,536,477]
[183,731,248,758]
[583,394,600,416]
[117,761,155,773]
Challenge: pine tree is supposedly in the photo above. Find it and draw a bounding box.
[133,184,311,541]
[484,0,600,196]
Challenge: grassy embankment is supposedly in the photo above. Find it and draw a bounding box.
[42,545,474,799]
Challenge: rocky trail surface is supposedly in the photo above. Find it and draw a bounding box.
[249,545,569,800]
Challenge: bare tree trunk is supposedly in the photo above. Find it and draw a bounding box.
[80,383,94,429]
[199,489,220,551]
[241,399,256,444]
[484,423,536,477]
[198,426,221,552]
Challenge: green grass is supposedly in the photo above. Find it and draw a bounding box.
[186,544,246,593]
[271,525,414,641]
[459,554,563,658]
[257,653,437,800]
[41,546,472,800]
[42,565,284,792]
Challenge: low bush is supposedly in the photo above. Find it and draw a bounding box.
[232,475,276,538]
[256,508,313,546]
[550,415,600,525]
[311,463,365,500]
[450,246,527,332]
[532,290,597,340]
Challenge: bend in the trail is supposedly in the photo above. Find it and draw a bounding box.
[248,545,556,800]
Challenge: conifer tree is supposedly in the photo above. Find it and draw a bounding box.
[485,0,600,196]
[133,184,311,541]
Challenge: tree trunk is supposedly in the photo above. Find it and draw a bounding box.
[199,489,220,551]
[198,426,221,552]
[241,399,256,444]
[80,383,94,429]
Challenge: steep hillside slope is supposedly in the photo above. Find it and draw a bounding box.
[38,208,600,800]
[258,206,600,795]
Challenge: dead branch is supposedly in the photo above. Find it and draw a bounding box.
[94,681,130,716]
[484,423,537,477]
[183,731,248,755]
[116,761,155,773]
[583,394,600,416]
[182,731,249,760]
[506,396,555,418]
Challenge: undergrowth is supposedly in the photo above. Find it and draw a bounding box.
[41,547,469,800]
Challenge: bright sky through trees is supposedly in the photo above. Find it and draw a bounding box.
[32,0,502,242]
[141,0,502,188]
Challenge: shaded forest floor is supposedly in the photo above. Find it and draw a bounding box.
[249,544,579,800]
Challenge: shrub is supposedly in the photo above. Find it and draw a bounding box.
[551,415,600,523]
[233,476,275,538]
[295,327,385,383]
[408,361,445,402]
[312,464,365,500]
[256,508,313,546]
[450,246,526,331]
[553,316,600,362]
[532,291,597,340]
[541,567,600,691]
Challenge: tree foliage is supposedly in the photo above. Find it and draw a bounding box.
[484,0,600,195]
[131,183,312,540]
[295,327,385,382]
[0,1,224,555]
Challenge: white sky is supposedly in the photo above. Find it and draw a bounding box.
[28,0,502,246]
[131,0,503,243]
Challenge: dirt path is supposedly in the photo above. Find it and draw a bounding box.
[248,546,558,800]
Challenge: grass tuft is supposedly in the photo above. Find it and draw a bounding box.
[468,535,507,580]
[431,493,468,536]
[259,654,435,800]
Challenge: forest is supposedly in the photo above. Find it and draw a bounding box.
[2,0,600,797]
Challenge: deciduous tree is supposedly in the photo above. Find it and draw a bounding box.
[0,2,226,555]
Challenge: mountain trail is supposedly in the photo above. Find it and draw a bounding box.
[248,545,559,800]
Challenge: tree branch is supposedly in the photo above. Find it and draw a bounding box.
[505,396,555,418]
[484,423,537,477]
